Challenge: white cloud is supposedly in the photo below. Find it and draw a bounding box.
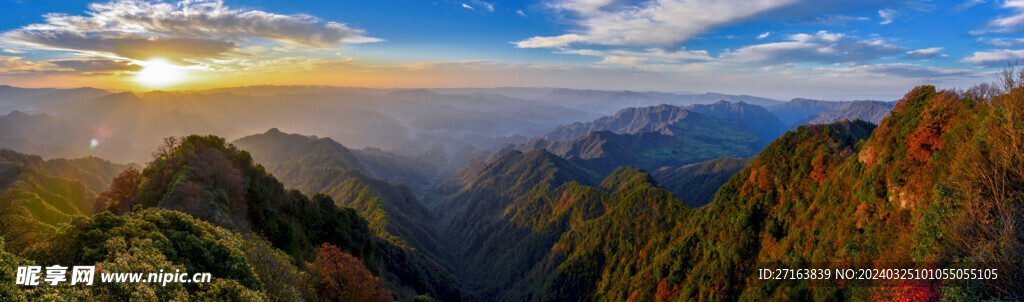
[757,32,771,39]
[515,34,587,48]
[981,0,1024,33]
[2,49,24,54]
[519,0,803,48]
[954,0,987,11]
[462,3,475,10]
[472,0,495,12]
[721,31,905,64]
[904,47,945,59]
[1,0,379,63]
[962,48,1024,67]
[878,9,897,25]
[517,10,527,16]
[797,15,870,26]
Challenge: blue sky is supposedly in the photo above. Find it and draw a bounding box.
[0,0,1022,100]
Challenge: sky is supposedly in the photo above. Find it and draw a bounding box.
[0,0,1022,100]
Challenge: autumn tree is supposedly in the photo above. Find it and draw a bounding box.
[309,243,392,302]
[93,167,140,214]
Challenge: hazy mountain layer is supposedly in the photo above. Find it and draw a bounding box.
[797,100,896,126]
[652,156,751,208]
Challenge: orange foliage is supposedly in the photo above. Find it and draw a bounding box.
[310,243,393,302]
[655,278,681,302]
[906,122,945,162]
[810,155,830,185]
[93,168,140,214]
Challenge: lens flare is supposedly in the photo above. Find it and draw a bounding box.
[89,138,99,149]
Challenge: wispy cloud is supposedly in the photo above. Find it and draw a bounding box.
[516,10,527,16]
[757,32,771,39]
[821,63,972,79]
[721,31,905,65]
[472,0,495,12]
[954,0,987,11]
[462,3,475,10]
[980,37,1024,47]
[878,9,897,25]
[904,47,945,59]
[562,48,712,66]
[791,14,870,26]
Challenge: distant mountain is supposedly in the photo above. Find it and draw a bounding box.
[652,156,750,208]
[0,85,109,114]
[506,128,762,176]
[381,89,599,139]
[431,87,784,114]
[541,102,785,142]
[539,104,697,142]
[0,111,138,162]
[505,102,771,175]
[797,100,895,126]
[687,100,787,139]
[767,98,852,126]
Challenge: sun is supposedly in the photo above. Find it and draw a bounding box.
[135,59,185,87]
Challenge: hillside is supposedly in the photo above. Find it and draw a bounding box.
[97,135,466,300]
[423,149,600,297]
[537,83,1023,300]
[427,80,1024,300]
[0,149,131,250]
[233,129,447,261]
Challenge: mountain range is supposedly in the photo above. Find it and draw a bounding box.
[8,82,995,301]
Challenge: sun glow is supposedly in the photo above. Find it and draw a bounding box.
[135,59,185,87]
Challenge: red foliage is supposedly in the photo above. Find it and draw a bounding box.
[871,278,941,302]
[309,243,392,302]
[93,168,140,214]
